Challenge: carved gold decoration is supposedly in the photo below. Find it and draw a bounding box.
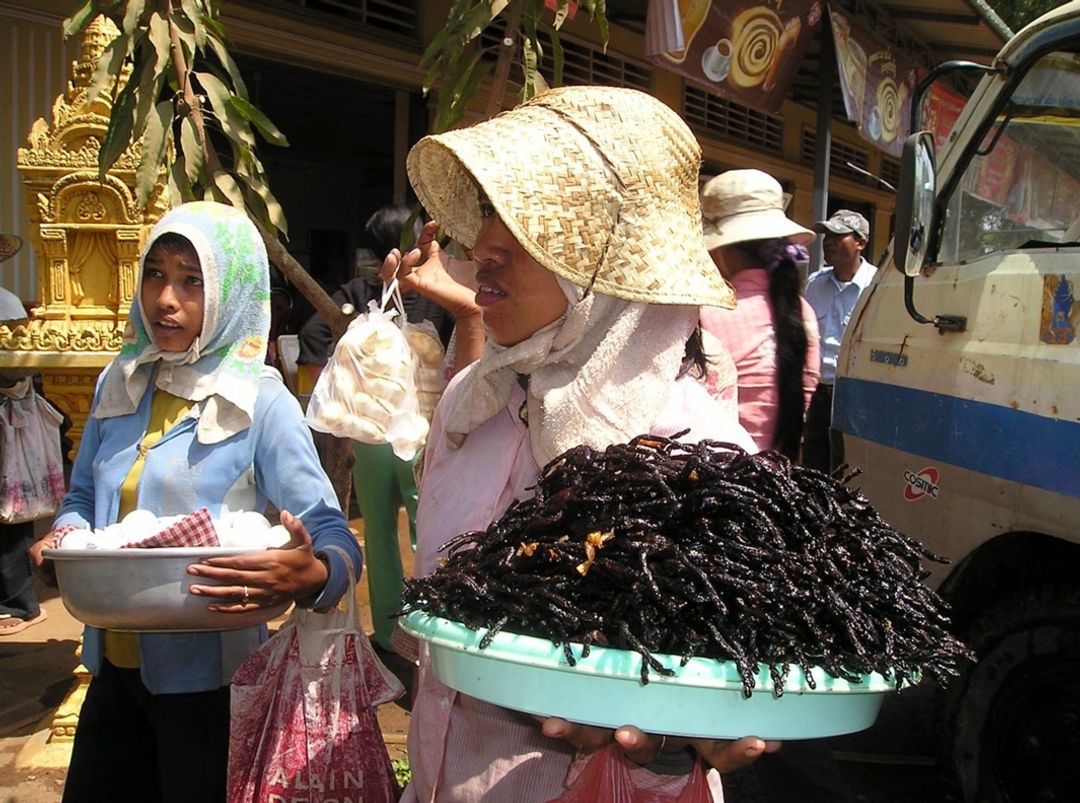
[1,15,172,758]
[5,13,168,399]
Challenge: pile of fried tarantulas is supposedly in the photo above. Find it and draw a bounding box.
[401,435,974,697]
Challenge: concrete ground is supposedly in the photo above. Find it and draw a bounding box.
[0,515,413,802]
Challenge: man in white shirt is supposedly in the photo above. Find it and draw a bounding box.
[802,210,876,473]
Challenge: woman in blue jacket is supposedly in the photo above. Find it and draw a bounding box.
[32,201,362,803]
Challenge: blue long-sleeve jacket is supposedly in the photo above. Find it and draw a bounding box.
[54,366,362,693]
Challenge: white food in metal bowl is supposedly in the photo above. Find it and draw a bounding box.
[42,546,290,632]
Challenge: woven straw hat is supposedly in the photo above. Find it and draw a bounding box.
[701,170,814,251]
[407,86,735,309]
[0,234,22,263]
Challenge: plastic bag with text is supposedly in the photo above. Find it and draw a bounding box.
[0,383,66,524]
[227,547,404,803]
[306,282,428,460]
[550,744,714,803]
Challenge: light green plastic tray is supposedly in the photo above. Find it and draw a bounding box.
[402,611,896,739]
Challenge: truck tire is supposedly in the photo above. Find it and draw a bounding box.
[944,584,1080,802]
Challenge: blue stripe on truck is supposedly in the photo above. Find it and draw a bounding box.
[833,377,1080,499]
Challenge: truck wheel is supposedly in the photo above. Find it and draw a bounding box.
[945,585,1080,802]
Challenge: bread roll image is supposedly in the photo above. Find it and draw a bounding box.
[728,7,783,89]
[762,15,801,93]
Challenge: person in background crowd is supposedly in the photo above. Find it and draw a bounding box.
[698,169,820,460]
[2,236,64,636]
[802,210,877,473]
[297,205,456,652]
[29,202,362,803]
[384,85,772,802]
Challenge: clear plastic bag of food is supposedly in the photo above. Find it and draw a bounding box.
[305,282,428,460]
[403,319,447,423]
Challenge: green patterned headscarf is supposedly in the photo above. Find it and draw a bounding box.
[94,201,272,444]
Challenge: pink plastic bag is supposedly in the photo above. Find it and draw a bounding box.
[227,547,404,803]
[550,744,714,803]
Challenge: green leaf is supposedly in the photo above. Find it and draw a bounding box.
[442,59,492,132]
[194,70,256,148]
[148,12,172,73]
[99,83,137,177]
[180,0,207,51]
[206,30,248,99]
[211,170,248,212]
[130,41,164,145]
[244,171,288,237]
[87,35,129,107]
[62,1,96,39]
[552,0,570,29]
[180,115,204,185]
[550,29,564,86]
[228,97,288,147]
[169,151,194,205]
[135,99,174,207]
[122,0,147,37]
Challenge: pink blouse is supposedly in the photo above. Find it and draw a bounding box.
[699,268,820,453]
[402,369,755,802]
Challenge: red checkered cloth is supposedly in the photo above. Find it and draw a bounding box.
[122,508,220,548]
[51,525,80,548]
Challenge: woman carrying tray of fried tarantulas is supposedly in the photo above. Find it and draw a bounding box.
[29,201,362,803]
[381,85,775,802]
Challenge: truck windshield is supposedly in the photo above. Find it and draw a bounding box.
[940,48,1080,262]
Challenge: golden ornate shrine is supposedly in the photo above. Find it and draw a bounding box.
[1,16,167,755]
[0,15,168,452]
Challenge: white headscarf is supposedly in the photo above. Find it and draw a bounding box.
[445,278,698,468]
[93,202,271,444]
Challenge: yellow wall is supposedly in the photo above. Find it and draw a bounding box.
[0,1,79,301]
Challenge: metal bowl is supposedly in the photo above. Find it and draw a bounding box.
[42,547,290,632]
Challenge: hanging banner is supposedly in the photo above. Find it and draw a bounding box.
[829,4,919,156]
[922,83,968,150]
[646,0,823,115]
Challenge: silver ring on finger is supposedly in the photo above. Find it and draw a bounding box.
[242,585,250,605]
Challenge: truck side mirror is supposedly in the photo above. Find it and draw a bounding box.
[894,131,937,277]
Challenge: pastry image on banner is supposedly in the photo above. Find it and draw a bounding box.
[875,75,908,143]
[830,10,867,122]
[664,0,713,64]
[728,7,782,88]
[647,0,819,115]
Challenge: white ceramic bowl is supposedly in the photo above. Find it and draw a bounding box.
[43,547,290,632]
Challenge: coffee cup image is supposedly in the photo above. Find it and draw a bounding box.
[702,38,733,82]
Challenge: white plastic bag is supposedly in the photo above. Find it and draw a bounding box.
[305,281,429,460]
[0,382,65,524]
[228,546,404,803]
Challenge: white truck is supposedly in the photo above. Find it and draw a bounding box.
[833,3,1080,800]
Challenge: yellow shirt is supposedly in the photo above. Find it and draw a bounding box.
[103,391,193,668]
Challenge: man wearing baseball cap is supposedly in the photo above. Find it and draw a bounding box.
[802,210,876,473]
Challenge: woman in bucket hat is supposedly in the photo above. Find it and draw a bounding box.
[698,169,821,460]
[384,86,771,802]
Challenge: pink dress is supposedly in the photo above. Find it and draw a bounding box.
[699,268,820,452]
[402,368,756,802]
